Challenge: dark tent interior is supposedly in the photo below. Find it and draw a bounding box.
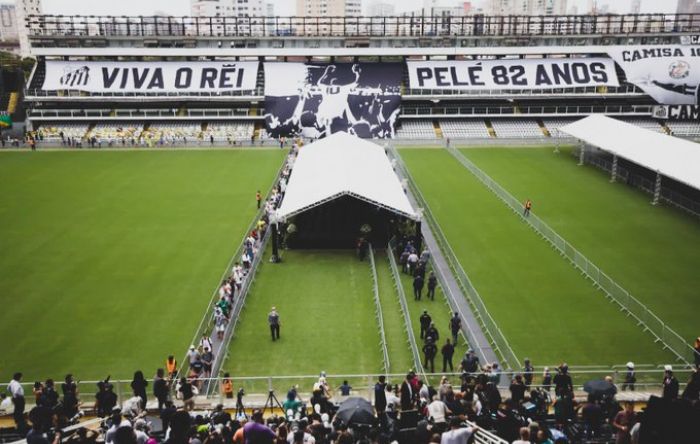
[282,194,412,249]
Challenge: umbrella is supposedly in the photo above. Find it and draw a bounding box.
[335,397,376,426]
[583,379,617,397]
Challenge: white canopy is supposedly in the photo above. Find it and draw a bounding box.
[276,132,418,221]
[560,115,700,190]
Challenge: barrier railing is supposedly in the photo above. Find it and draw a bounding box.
[582,148,700,218]
[368,244,391,375]
[26,13,700,39]
[178,157,287,381]
[400,104,653,117]
[386,243,426,380]
[446,146,696,366]
[387,146,521,371]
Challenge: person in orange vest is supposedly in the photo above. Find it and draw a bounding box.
[256,190,262,209]
[524,199,532,217]
[166,355,177,380]
[222,372,234,399]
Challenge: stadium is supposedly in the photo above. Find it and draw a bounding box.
[1,1,700,443]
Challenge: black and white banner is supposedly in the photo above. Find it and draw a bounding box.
[608,46,700,105]
[42,61,259,93]
[263,63,402,139]
[651,105,700,120]
[407,58,619,90]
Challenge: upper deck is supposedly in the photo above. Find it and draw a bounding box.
[26,13,700,57]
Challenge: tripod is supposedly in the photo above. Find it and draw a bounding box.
[236,390,248,419]
[263,390,284,415]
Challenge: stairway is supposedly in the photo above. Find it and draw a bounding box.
[537,118,551,137]
[485,119,497,138]
[433,120,443,139]
[7,92,18,114]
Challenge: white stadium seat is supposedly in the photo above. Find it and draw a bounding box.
[201,122,255,142]
[490,118,544,138]
[36,123,89,142]
[395,120,437,139]
[439,119,491,139]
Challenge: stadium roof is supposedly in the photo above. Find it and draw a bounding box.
[276,132,418,221]
[560,115,700,191]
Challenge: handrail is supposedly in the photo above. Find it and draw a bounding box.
[177,157,287,381]
[445,146,695,366]
[368,243,390,375]
[25,13,700,39]
[206,227,272,397]
[387,145,521,370]
[386,243,426,381]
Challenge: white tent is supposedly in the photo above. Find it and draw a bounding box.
[560,115,700,190]
[276,132,418,221]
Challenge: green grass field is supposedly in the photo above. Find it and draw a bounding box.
[223,249,383,392]
[462,146,700,344]
[400,149,675,366]
[0,149,285,381]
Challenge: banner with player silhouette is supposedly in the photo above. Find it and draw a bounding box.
[608,45,700,105]
[263,62,402,139]
[42,61,258,93]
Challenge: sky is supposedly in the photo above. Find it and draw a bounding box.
[0,0,680,16]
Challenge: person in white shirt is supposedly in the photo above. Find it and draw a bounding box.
[7,372,25,431]
[440,417,478,444]
[385,385,400,411]
[427,396,451,432]
[511,427,531,444]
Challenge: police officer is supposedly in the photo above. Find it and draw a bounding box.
[523,358,534,390]
[413,274,424,300]
[419,310,431,339]
[423,337,437,373]
[268,306,280,341]
[427,271,437,300]
[426,322,439,343]
[460,349,479,374]
[622,362,636,391]
[662,365,679,399]
[441,339,455,373]
[449,312,461,345]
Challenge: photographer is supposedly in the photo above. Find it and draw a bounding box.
[61,374,79,418]
[26,407,61,444]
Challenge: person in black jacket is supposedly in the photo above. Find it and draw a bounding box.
[131,370,148,410]
[419,311,431,339]
[449,312,461,344]
[441,339,455,373]
[413,275,424,300]
[153,368,169,412]
[400,373,414,411]
[662,365,679,399]
[425,323,439,343]
[374,375,387,415]
[423,337,437,373]
[427,272,437,300]
[553,364,573,397]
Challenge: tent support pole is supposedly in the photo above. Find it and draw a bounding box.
[610,155,618,183]
[577,143,585,166]
[271,223,280,263]
[415,221,423,253]
[652,171,662,206]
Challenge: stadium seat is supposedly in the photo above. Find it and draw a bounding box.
[36,123,89,142]
[490,118,545,138]
[616,118,665,133]
[395,120,437,139]
[439,119,491,139]
[140,122,203,145]
[201,122,255,143]
[663,120,700,137]
[86,123,143,144]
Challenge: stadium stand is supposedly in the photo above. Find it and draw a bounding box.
[665,120,700,137]
[140,122,204,145]
[35,123,89,142]
[201,122,255,143]
[439,119,491,139]
[542,118,580,136]
[87,123,144,144]
[617,118,665,133]
[395,120,437,139]
[489,118,545,138]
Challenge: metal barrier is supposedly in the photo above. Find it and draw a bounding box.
[368,244,391,375]
[582,147,700,218]
[388,146,521,371]
[178,157,287,381]
[445,146,696,366]
[386,244,426,380]
[400,104,653,117]
[26,13,700,39]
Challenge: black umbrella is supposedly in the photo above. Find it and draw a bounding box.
[335,397,376,426]
[583,379,617,397]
